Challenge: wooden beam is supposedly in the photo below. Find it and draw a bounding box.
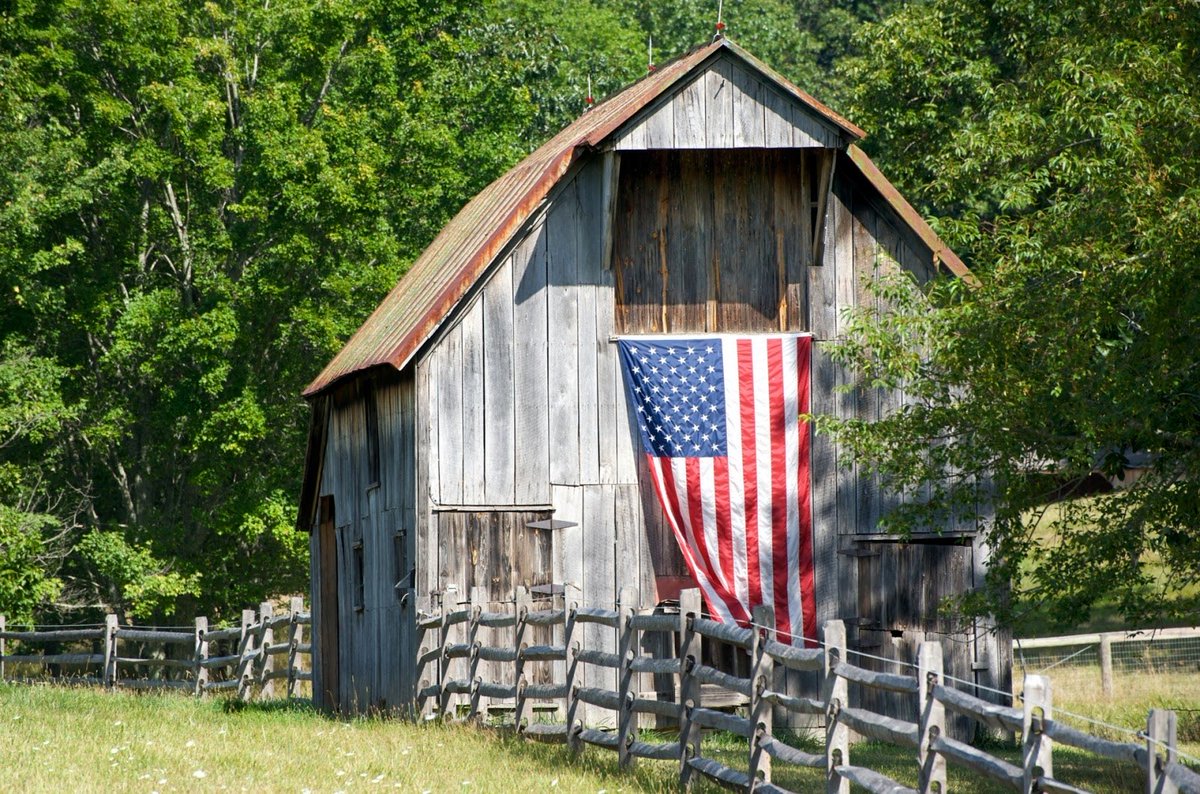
[812,149,837,268]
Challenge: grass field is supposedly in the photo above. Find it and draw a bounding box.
[3,682,1196,793]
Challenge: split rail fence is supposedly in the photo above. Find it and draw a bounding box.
[417,586,1200,794]
[0,597,311,701]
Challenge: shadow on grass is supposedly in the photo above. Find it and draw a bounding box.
[219,696,320,716]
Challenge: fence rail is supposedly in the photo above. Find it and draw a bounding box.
[415,586,1200,794]
[0,597,311,702]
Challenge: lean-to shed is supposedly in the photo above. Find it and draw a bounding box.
[297,37,1011,724]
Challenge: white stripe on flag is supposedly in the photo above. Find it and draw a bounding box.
[721,338,749,612]
[751,337,774,613]
[781,337,803,640]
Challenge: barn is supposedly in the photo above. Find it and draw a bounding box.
[296,37,1012,721]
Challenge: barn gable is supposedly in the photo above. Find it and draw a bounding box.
[299,37,1009,723]
[612,45,850,150]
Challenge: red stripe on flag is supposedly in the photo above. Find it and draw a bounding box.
[684,457,711,588]
[797,337,817,646]
[737,339,762,606]
[767,338,793,642]
[713,456,734,601]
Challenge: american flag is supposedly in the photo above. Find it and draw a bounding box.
[618,335,815,645]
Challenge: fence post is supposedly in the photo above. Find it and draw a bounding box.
[749,604,775,789]
[466,587,484,722]
[617,587,639,770]
[1146,708,1179,794]
[1022,674,1053,792]
[287,596,303,698]
[103,614,118,688]
[194,617,209,696]
[0,615,6,682]
[1099,634,1114,698]
[237,608,255,701]
[513,586,532,731]
[259,602,275,699]
[823,620,849,794]
[565,600,582,755]
[918,641,946,794]
[678,588,702,790]
[437,593,453,721]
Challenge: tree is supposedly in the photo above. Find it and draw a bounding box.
[0,0,542,621]
[820,0,1200,631]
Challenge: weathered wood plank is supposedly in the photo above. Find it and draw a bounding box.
[730,60,765,146]
[705,58,734,148]
[643,94,674,148]
[673,75,707,148]
[482,256,516,504]
[512,223,551,503]
[547,178,581,486]
[791,100,840,149]
[436,323,464,505]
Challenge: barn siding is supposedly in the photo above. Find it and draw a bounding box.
[308,373,416,712]
[613,52,843,151]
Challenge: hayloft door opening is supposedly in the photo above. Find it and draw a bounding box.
[317,495,340,708]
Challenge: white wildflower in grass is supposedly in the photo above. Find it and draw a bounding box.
[192,770,207,779]
[550,780,558,787]
[185,740,196,749]
[109,747,119,755]
[112,720,123,726]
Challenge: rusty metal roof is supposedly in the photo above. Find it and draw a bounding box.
[303,40,941,397]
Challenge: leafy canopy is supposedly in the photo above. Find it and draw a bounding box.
[823,0,1200,631]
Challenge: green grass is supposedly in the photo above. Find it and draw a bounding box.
[4,683,1197,793]
[0,684,682,792]
[1018,497,1200,637]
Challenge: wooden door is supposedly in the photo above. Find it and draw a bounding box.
[855,538,975,738]
[317,496,340,709]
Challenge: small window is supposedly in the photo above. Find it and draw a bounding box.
[353,541,365,613]
[363,382,380,487]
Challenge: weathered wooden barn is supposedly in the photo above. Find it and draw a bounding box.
[296,38,1011,722]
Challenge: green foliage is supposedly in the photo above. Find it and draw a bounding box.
[0,505,62,626]
[823,0,1200,631]
[0,0,548,621]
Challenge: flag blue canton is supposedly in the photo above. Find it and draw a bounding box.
[618,339,727,458]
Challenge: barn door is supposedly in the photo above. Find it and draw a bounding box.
[855,539,975,738]
[436,510,557,713]
[317,496,340,709]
